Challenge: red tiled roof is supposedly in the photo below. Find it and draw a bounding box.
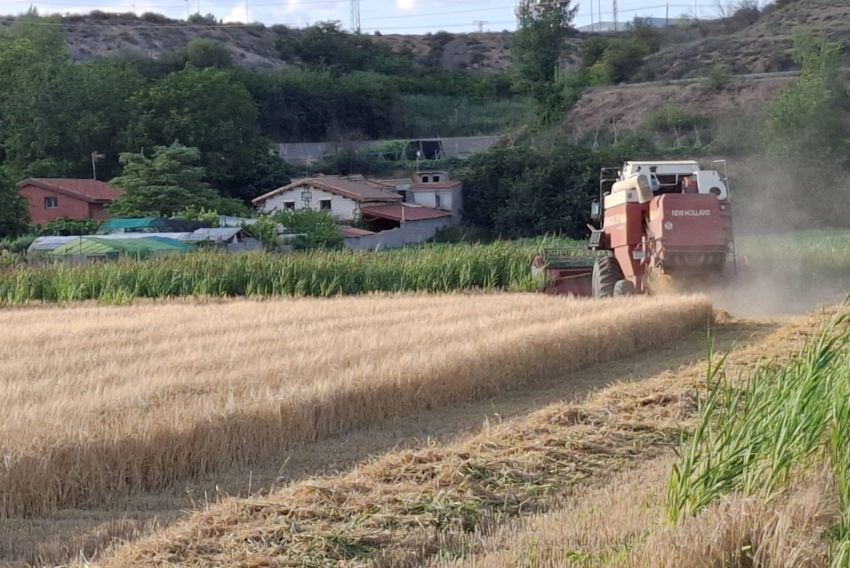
[410,181,462,190]
[253,177,402,204]
[337,225,375,237]
[18,178,123,202]
[361,204,453,222]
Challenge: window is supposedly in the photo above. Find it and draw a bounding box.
[320,199,332,211]
[421,175,430,183]
[283,201,296,210]
[44,196,59,209]
[435,194,442,209]
[398,190,407,202]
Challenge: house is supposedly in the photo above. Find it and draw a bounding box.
[374,171,463,220]
[252,176,403,222]
[18,178,123,224]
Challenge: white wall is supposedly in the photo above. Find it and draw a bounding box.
[411,189,462,218]
[257,185,359,222]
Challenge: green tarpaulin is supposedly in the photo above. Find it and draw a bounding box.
[101,217,168,233]
[48,236,189,257]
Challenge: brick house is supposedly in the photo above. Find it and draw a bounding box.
[18,178,123,224]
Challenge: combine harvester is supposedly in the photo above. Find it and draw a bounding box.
[532,160,736,297]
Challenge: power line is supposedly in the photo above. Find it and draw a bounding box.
[367,6,515,22]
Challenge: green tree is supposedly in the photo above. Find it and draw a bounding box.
[763,31,849,225]
[0,168,27,237]
[0,23,143,179]
[270,209,342,249]
[164,38,233,69]
[766,31,846,164]
[511,0,577,124]
[108,143,249,217]
[512,1,575,87]
[128,67,272,197]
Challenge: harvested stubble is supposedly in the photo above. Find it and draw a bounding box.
[430,313,840,568]
[0,293,709,519]
[433,455,836,568]
[100,307,819,568]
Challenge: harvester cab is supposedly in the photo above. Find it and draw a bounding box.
[532,160,736,298]
[589,160,736,297]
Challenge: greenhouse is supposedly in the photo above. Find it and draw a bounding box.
[47,236,189,261]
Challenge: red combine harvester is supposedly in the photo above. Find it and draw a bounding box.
[532,160,736,297]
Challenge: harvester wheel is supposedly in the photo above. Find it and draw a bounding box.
[592,256,622,298]
[613,279,635,296]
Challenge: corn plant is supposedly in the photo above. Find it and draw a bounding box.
[0,238,572,304]
[668,310,850,565]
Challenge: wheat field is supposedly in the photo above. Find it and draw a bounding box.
[0,293,710,519]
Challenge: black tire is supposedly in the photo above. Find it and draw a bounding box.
[592,256,623,298]
[613,279,635,296]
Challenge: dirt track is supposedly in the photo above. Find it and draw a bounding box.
[1,311,787,567]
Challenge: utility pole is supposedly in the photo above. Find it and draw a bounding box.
[612,0,618,31]
[590,0,594,32]
[473,20,486,32]
[597,0,602,31]
[91,152,104,181]
[244,0,249,23]
[350,0,360,33]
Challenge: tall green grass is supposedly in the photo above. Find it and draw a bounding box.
[668,308,850,565]
[738,229,850,276]
[0,240,561,304]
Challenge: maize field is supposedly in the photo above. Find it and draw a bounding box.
[0,240,563,304]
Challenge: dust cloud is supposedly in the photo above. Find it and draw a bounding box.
[708,270,845,319]
[705,155,849,318]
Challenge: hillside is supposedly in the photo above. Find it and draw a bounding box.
[0,13,513,72]
[565,76,794,132]
[643,0,850,80]
[1,1,845,78]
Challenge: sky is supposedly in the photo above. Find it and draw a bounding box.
[0,0,769,33]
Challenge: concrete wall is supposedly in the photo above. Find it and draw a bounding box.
[276,136,503,165]
[257,185,359,222]
[344,218,454,251]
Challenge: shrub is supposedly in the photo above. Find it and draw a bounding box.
[36,217,102,236]
[703,64,732,92]
[187,13,218,25]
[140,12,169,23]
[644,106,709,132]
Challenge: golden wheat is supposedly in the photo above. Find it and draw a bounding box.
[0,293,710,519]
[98,309,822,568]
